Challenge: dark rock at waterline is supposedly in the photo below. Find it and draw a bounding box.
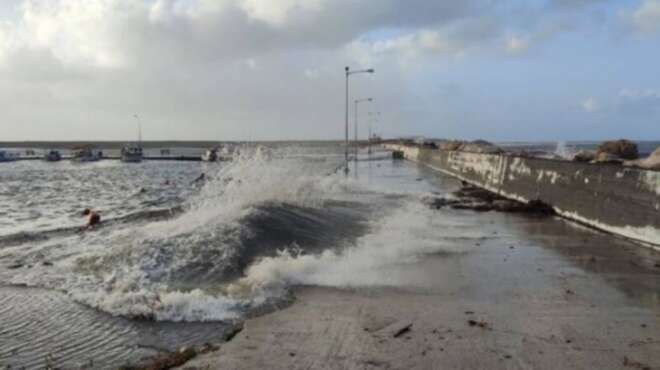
[597,139,638,160]
[429,198,462,209]
[572,150,596,163]
[592,152,624,164]
[625,147,660,170]
[429,184,554,215]
[121,346,198,370]
[453,185,500,203]
[8,263,24,269]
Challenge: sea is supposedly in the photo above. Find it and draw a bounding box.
[0,141,657,369]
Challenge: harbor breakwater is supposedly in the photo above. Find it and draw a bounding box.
[384,144,660,249]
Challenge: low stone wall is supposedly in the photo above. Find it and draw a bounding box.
[386,144,660,249]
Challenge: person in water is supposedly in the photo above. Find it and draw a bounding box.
[191,173,206,185]
[82,208,101,228]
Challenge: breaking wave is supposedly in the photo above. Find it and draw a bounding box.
[2,147,485,322]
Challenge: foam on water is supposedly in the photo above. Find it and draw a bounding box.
[238,200,486,290]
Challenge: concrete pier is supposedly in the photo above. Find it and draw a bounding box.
[386,144,660,249]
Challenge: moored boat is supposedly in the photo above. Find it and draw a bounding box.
[121,146,143,163]
[71,147,100,162]
[44,150,62,162]
[0,150,17,162]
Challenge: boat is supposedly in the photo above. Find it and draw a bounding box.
[202,148,219,162]
[71,147,100,162]
[121,146,143,163]
[44,150,62,162]
[121,114,144,163]
[0,150,17,162]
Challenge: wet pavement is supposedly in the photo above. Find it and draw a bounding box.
[182,159,660,370]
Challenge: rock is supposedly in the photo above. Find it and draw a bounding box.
[572,150,596,162]
[467,320,489,329]
[429,197,462,209]
[597,139,638,160]
[454,185,500,202]
[624,147,660,169]
[198,343,218,354]
[384,321,413,338]
[525,200,555,215]
[451,202,493,212]
[492,199,526,212]
[8,263,23,269]
[623,355,651,370]
[592,152,624,164]
[433,184,555,215]
[136,347,198,370]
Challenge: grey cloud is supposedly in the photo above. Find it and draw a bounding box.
[0,0,650,141]
[616,89,660,116]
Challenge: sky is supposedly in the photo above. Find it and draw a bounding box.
[0,0,659,142]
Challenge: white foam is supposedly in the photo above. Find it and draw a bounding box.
[239,200,485,289]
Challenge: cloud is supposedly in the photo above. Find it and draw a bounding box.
[239,0,324,27]
[505,35,530,54]
[348,17,501,66]
[630,0,660,33]
[616,88,660,116]
[581,97,600,113]
[551,0,610,9]
[0,0,654,141]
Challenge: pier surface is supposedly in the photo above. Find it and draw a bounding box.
[181,172,660,370]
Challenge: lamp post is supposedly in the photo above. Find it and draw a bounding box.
[344,66,374,173]
[368,111,380,154]
[354,97,373,156]
[133,114,142,147]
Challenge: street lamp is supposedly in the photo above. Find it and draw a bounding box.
[354,97,373,153]
[345,66,374,173]
[133,114,142,147]
[367,111,380,154]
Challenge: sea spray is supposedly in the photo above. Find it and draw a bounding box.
[554,141,576,160]
[238,200,489,290]
[3,147,490,322]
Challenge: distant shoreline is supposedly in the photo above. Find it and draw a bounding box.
[0,140,344,149]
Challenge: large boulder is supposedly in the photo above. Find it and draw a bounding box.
[592,151,623,164]
[572,150,596,163]
[624,147,660,169]
[596,139,638,160]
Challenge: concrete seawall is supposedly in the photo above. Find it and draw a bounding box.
[385,144,660,249]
